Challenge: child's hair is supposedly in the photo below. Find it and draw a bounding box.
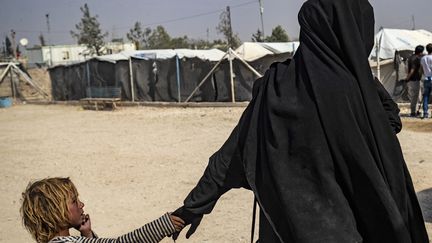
[20,177,78,243]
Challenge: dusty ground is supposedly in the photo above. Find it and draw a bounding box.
[0,104,431,242]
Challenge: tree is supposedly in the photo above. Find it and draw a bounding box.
[170,36,189,49]
[5,37,13,57]
[70,4,108,55]
[147,26,172,49]
[5,36,13,57]
[127,22,151,50]
[216,7,240,48]
[265,25,290,42]
[251,29,264,42]
[187,39,209,49]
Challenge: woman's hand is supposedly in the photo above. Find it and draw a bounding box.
[171,207,203,240]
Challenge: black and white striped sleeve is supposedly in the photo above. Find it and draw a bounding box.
[49,213,176,243]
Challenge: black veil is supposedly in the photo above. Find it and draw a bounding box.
[181,0,429,242]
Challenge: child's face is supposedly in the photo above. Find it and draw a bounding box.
[67,194,85,228]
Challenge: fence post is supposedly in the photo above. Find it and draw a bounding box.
[129,57,135,102]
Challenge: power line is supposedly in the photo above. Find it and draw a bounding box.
[115,0,257,30]
[11,0,259,43]
[141,9,223,28]
[14,1,257,36]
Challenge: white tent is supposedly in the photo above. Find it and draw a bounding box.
[370,28,432,60]
[369,28,432,100]
[235,42,300,62]
[94,49,226,63]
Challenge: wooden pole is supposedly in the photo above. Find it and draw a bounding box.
[229,48,235,103]
[375,30,383,80]
[0,64,11,85]
[376,38,381,80]
[184,52,229,102]
[129,57,135,102]
[230,49,263,78]
[10,68,16,99]
[176,55,181,102]
[10,63,49,98]
[86,61,91,97]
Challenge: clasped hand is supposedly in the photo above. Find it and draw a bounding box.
[171,206,203,240]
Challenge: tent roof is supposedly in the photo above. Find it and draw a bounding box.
[370,28,432,60]
[234,42,300,62]
[94,48,226,63]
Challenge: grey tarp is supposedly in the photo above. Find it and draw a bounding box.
[49,50,292,102]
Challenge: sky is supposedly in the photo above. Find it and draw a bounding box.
[0,0,431,48]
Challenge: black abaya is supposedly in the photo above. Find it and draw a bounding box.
[177,0,429,242]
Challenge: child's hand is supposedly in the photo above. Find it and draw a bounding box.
[169,214,185,232]
[79,214,93,238]
[171,207,203,240]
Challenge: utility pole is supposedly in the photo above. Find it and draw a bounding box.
[411,15,416,30]
[258,0,265,39]
[226,6,233,48]
[10,29,17,59]
[45,14,51,42]
[45,13,53,66]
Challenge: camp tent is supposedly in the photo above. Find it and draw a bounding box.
[49,46,296,102]
[235,42,300,62]
[370,28,432,60]
[49,49,233,102]
[50,48,262,102]
[0,62,48,100]
[369,28,432,101]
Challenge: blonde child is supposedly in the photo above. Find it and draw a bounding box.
[20,177,184,243]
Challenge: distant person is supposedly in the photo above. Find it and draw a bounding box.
[421,43,432,118]
[406,45,424,117]
[20,177,184,243]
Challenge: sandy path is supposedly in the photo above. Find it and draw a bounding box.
[0,104,430,242]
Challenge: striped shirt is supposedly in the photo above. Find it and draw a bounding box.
[49,213,176,243]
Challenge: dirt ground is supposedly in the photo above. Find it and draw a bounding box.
[0,104,431,242]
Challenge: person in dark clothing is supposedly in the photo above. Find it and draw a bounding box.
[173,0,429,242]
[406,45,424,117]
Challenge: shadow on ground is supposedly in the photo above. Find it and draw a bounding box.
[417,188,432,223]
[402,119,432,132]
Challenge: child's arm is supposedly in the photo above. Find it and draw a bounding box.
[52,213,181,243]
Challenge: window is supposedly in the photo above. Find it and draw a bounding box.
[62,51,70,60]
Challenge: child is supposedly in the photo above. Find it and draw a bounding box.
[20,177,185,243]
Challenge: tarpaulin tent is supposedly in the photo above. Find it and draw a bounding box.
[369,28,432,101]
[49,47,295,102]
[185,45,296,102]
[49,49,226,102]
[235,42,299,62]
[370,28,432,60]
[0,62,48,100]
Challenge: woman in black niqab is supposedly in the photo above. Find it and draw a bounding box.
[173,0,429,242]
